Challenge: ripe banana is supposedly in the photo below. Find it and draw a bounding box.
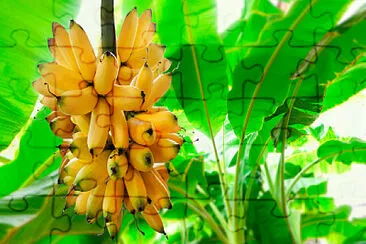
[41,96,58,110]
[46,110,67,123]
[142,203,166,234]
[117,65,133,84]
[154,164,170,182]
[150,138,180,162]
[32,77,53,97]
[123,166,147,212]
[129,143,154,172]
[117,8,138,62]
[134,110,180,133]
[110,106,129,150]
[106,84,145,111]
[70,20,96,81]
[52,22,79,72]
[86,183,107,223]
[73,150,110,191]
[94,51,118,95]
[157,132,184,146]
[146,44,165,69]
[153,58,172,78]
[49,116,75,139]
[70,133,93,161]
[70,114,91,134]
[103,178,124,221]
[131,62,153,99]
[58,86,98,115]
[128,117,156,146]
[123,195,135,214]
[64,157,91,177]
[74,191,91,215]
[107,149,128,179]
[106,212,123,240]
[65,188,77,209]
[38,62,88,96]
[140,170,171,209]
[134,9,152,49]
[128,47,147,69]
[142,22,156,47]
[141,73,172,110]
[88,97,111,156]
[48,38,68,67]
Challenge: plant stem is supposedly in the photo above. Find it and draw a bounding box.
[20,151,60,188]
[263,159,274,192]
[169,183,228,243]
[101,0,116,55]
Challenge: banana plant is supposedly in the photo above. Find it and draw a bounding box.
[1,0,366,243]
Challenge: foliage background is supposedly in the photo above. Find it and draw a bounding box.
[0,0,366,243]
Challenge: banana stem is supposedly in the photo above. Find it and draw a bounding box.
[101,0,116,55]
[20,151,60,188]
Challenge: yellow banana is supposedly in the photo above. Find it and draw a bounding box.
[70,133,93,161]
[69,20,96,81]
[62,175,75,186]
[157,132,184,146]
[49,116,75,139]
[153,58,172,78]
[32,77,53,97]
[106,84,145,111]
[103,178,124,221]
[140,170,171,209]
[123,195,135,214]
[142,203,166,234]
[131,62,153,99]
[38,62,88,96]
[117,8,138,63]
[52,22,79,72]
[106,212,123,240]
[94,51,118,95]
[58,86,98,115]
[86,182,107,223]
[110,106,129,150]
[73,150,110,191]
[74,191,91,215]
[154,164,170,182]
[142,22,156,47]
[41,96,58,110]
[123,166,147,212]
[88,97,111,156]
[128,117,156,146]
[134,9,152,49]
[64,157,91,177]
[150,138,180,162]
[147,44,165,69]
[128,47,147,69]
[129,143,154,172]
[58,157,70,184]
[107,149,128,179]
[141,73,172,110]
[146,106,168,113]
[48,38,68,67]
[134,110,180,133]
[65,188,77,209]
[70,114,91,134]
[117,65,133,84]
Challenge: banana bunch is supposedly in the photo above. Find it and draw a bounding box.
[33,8,183,239]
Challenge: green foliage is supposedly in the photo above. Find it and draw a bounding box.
[1,0,366,243]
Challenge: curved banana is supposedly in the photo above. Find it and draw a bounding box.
[64,157,91,177]
[128,117,156,146]
[70,20,96,81]
[117,8,138,63]
[48,38,68,67]
[107,149,128,179]
[46,110,68,123]
[73,150,110,191]
[74,191,91,215]
[65,188,77,209]
[70,133,93,161]
[134,110,180,133]
[103,178,124,221]
[140,170,171,209]
[52,22,79,72]
[123,195,135,214]
[134,9,152,49]
[41,96,58,110]
[150,138,180,162]
[128,47,147,69]
[94,51,118,95]
[142,22,156,47]
[88,97,111,156]
[131,62,153,100]
[86,182,107,223]
[58,86,98,115]
[146,106,168,113]
[49,116,75,139]
[142,203,166,234]
[106,213,123,240]
[141,73,172,110]
[153,58,172,78]
[38,62,88,96]
[70,114,91,134]
[110,106,129,150]
[106,84,145,111]
[117,65,133,85]
[157,132,184,146]
[32,77,53,97]
[123,166,147,212]
[153,164,170,182]
[129,143,154,172]
[147,44,165,69]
